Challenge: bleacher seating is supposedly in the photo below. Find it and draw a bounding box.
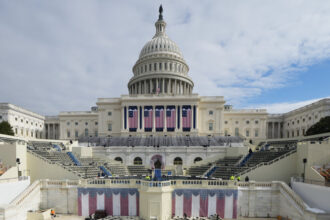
[28,141,129,178]
[127,165,149,176]
[187,164,211,176]
[211,156,243,179]
[210,148,295,179]
[79,135,243,147]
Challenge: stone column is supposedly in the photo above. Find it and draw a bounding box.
[271,122,275,139]
[138,106,140,131]
[162,78,165,94]
[175,105,179,132]
[180,105,183,132]
[164,105,167,131]
[278,122,281,138]
[142,106,145,131]
[174,80,177,94]
[151,79,154,94]
[143,80,147,94]
[191,106,194,131]
[156,79,159,92]
[53,124,56,139]
[121,106,125,132]
[152,105,156,132]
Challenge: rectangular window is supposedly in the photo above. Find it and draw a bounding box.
[95,130,98,137]
[255,129,259,137]
[67,131,70,138]
[225,129,228,136]
[209,110,213,115]
[246,130,250,137]
[209,123,213,131]
[149,64,152,71]
[154,63,157,71]
[235,128,239,136]
[108,123,112,131]
[165,63,167,70]
[108,111,112,116]
[75,131,78,138]
[159,63,162,70]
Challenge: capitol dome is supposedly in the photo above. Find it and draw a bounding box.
[128,5,194,95]
[138,31,183,59]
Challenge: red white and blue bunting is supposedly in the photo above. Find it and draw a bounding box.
[78,188,139,217]
[172,189,237,219]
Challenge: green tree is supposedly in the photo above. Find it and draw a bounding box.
[0,121,15,136]
[305,116,330,136]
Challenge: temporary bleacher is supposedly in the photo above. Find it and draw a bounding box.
[28,141,130,178]
[79,135,243,147]
[211,156,243,179]
[127,165,149,176]
[243,149,292,167]
[187,164,212,177]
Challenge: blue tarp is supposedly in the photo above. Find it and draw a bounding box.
[52,144,61,152]
[99,166,112,176]
[67,152,81,166]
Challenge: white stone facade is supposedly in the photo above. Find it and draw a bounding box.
[1,10,329,142]
[0,103,44,139]
[267,98,330,139]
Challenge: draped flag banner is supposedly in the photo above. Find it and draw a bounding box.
[172,189,237,219]
[128,106,138,132]
[144,106,153,132]
[182,105,192,131]
[166,106,176,132]
[78,188,139,217]
[155,106,164,131]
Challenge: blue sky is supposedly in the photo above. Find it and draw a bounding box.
[0,0,329,115]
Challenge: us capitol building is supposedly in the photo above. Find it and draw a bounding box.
[1,7,329,142]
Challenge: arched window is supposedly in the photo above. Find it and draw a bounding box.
[134,157,143,165]
[114,157,123,163]
[173,157,182,165]
[194,157,202,163]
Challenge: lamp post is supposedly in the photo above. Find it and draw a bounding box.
[16,158,21,177]
[302,158,307,182]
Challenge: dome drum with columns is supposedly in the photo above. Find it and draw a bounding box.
[128,6,194,95]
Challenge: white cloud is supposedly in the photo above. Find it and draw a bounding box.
[246,97,330,114]
[1,0,330,114]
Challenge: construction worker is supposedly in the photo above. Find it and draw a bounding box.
[230,175,235,180]
[145,175,151,180]
[236,176,241,181]
[50,209,56,219]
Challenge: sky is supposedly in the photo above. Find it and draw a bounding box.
[0,0,329,115]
